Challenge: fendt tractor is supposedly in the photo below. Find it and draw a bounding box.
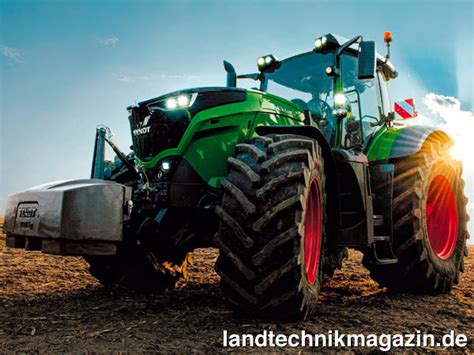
[4,33,469,319]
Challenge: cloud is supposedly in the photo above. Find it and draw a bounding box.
[97,36,119,47]
[117,74,150,83]
[116,73,200,83]
[416,93,474,139]
[405,93,472,130]
[422,93,470,121]
[0,45,22,61]
[159,74,200,80]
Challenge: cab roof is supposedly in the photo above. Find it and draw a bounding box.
[281,33,398,80]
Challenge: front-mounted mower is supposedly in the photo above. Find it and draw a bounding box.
[4,33,469,318]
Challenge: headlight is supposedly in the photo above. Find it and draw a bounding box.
[164,93,196,110]
[155,159,174,180]
[334,93,347,106]
[325,65,339,77]
[314,36,327,49]
[161,161,171,172]
[165,98,178,109]
[313,34,339,52]
[257,54,280,72]
[314,38,322,49]
[177,95,189,107]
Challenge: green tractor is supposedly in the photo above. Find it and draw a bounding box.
[4,33,469,319]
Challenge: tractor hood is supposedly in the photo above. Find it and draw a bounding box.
[128,87,247,161]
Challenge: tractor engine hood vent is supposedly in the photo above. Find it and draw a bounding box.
[128,87,246,161]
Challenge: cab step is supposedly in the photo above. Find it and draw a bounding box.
[372,235,398,265]
[373,214,384,226]
[374,257,398,265]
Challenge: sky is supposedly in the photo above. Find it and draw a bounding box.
[1,0,473,236]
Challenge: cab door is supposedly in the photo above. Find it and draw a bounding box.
[338,54,386,149]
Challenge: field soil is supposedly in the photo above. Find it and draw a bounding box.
[1,216,472,352]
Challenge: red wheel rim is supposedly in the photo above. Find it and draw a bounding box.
[426,174,458,259]
[304,178,322,285]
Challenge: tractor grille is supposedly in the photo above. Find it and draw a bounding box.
[129,88,246,161]
[129,106,191,161]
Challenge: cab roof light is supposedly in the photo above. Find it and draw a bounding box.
[256,54,281,73]
[313,34,339,52]
[325,65,339,77]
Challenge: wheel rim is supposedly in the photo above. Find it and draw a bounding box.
[426,174,458,259]
[304,178,322,285]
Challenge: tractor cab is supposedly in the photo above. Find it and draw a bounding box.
[262,49,390,149]
[228,33,397,150]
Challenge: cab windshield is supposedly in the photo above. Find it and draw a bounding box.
[263,51,381,146]
[263,52,336,141]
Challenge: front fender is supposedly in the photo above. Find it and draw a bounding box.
[366,125,453,162]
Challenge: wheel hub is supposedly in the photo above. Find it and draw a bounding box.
[304,179,322,284]
[426,174,458,259]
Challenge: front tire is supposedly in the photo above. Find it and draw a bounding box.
[215,134,330,319]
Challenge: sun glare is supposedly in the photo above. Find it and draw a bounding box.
[449,129,474,163]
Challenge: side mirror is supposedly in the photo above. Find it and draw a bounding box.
[223,60,237,87]
[358,41,376,80]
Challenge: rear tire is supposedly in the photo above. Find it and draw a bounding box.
[215,134,335,319]
[363,145,469,292]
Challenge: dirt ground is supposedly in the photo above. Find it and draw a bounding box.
[1,216,472,353]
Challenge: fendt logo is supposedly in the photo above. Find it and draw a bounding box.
[133,115,151,136]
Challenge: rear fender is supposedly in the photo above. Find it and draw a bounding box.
[366,125,453,162]
[255,125,341,227]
